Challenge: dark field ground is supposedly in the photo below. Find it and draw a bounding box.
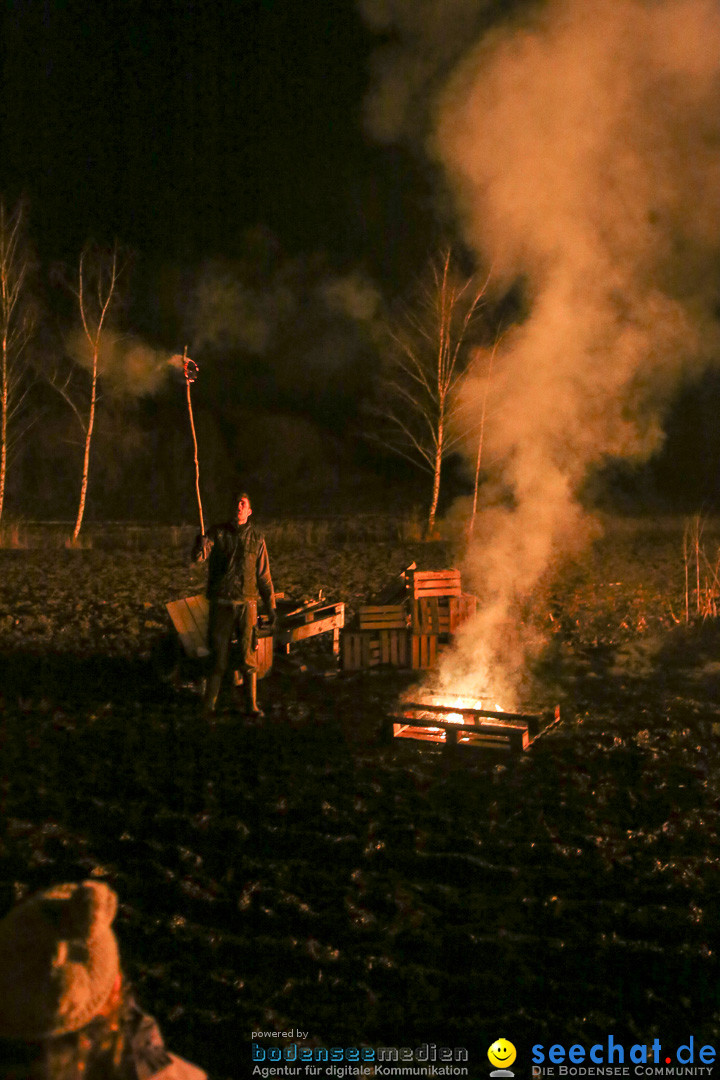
[2,515,720,1078]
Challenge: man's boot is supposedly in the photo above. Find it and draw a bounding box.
[203,673,223,720]
[243,672,264,718]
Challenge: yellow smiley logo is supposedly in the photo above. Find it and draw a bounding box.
[488,1039,517,1069]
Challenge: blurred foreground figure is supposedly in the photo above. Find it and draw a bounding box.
[192,490,276,718]
[0,881,206,1079]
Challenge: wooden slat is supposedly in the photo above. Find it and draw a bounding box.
[166,595,210,659]
[342,632,363,670]
[256,634,273,679]
[411,570,461,582]
[185,594,210,644]
[361,633,373,669]
[390,631,399,666]
[393,724,445,743]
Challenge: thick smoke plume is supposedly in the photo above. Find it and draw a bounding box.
[365,0,720,702]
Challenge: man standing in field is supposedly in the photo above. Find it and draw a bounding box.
[192,490,276,719]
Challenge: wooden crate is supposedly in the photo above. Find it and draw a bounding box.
[408,568,462,599]
[358,603,409,630]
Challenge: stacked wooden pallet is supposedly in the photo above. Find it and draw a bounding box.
[342,568,477,671]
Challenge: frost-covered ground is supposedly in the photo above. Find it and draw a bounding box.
[1,516,720,1079]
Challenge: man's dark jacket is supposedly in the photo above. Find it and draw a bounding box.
[192,521,274,610]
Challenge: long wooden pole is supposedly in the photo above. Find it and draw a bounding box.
[183,347,204,535]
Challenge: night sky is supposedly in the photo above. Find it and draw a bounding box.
[0,1,434,281]
[0,0,447,518]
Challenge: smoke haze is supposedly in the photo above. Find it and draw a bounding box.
[187,258,380,358]
[357,0,500,143]
[363,0,720,701]
[66,329,172,395]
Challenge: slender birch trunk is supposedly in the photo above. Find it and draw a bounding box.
[428,418,443,536]
[71,347,98,544]
[0,198,33,525]
[0,336,7,523]
[70,245,119,545]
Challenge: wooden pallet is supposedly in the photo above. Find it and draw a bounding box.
[392,703,561,751]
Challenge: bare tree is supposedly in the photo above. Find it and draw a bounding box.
[47,243,124,543]
[0,197,35,523]
[371,248,488,536]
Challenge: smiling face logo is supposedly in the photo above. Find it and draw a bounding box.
[488,1039,517,1074]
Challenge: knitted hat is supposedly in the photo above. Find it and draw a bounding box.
[0,881,121,1040]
